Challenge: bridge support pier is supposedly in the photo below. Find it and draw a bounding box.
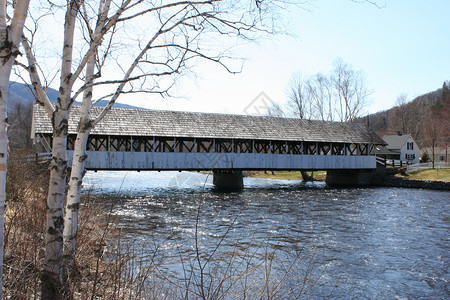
[213,170,244,190]
[326,169,375,187]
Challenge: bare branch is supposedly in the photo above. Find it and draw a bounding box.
[21,37,54,117]
[351,0,386,9]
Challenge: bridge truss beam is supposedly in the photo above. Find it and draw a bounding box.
[49,134,376,156]
[36,133,378,171]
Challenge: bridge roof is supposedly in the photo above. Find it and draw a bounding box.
[32,105,385,144]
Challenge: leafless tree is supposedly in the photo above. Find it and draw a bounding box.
[391,93,409,134]
[424,110,443,169]
[287,72,313,119]
[331,58,372,122]
[286,58,371,123]
[267,101,286,117]
[388,93,425,142]
[305,73,333,121]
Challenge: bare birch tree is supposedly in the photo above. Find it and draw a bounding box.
[286,58,371,123]
[267,101,286,117]
[18,0,292,297]
[287,72,313,119]
[306,73,333,121]
[330,58,372,122]
[0,1,30,297]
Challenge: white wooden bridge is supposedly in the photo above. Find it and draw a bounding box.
[32,106,385,188]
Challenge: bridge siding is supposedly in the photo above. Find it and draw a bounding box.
[76,151,376,171]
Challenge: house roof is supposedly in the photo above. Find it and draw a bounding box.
[382,134,413,150]
[32,105,386,144]
[421,146,450,155]
[376,146,400,156]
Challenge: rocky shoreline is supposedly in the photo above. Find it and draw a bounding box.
[373,177,450,191]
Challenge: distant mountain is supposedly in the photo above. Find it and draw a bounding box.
[7,81,140,111]
[7,82,55,111]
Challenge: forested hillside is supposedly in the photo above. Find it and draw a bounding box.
[360,81,450,149]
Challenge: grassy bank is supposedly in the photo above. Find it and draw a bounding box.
[397,168,450,182]
[249,168,450,183]
[247,170,327,181]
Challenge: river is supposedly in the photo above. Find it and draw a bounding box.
[84,171,449,299]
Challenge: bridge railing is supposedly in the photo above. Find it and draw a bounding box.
[25,152,52,164]
[407,162,450,172]
[59,133,378,156]
[376,156,407,168]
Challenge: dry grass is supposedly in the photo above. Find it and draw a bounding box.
[248,171,327,181]
[402,168,450,182]
[3,151,143,299]
[3,151,48,298]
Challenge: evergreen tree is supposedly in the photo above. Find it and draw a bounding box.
[443,81,450,102]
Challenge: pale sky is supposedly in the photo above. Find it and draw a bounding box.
[117,0,449,116]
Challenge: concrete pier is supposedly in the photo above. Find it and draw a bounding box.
[326,169,375,187]
[213,170,244,190]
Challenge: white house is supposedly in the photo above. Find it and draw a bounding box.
[377,133,420,164]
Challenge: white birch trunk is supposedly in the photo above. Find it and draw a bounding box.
[62,0,112,277]
[0,67,11,300]
[42,0,80,296]
[63,56,95,277]
[63,131,89,273]
[43,133,68,283]
[0,0,30,298]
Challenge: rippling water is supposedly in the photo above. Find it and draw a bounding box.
[84,171,449,299]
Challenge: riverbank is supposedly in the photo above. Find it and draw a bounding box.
[247,169,449,190]
[374,168,450,190]
[245,170,327,181]
[396,168,450,181]
[374,176,450,190]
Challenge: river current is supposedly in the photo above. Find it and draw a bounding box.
[84,171,449,299]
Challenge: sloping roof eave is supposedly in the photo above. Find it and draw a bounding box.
[32,105,386,145]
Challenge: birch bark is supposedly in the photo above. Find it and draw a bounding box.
[0,0,30,298]
[63,56,94,278]
[42,0,81,296]
[63,0,111,277]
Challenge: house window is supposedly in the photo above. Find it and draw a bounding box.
[440,156,445,161]
[407,142,414,150]
[406,154,415,161]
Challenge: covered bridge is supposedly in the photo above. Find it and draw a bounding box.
[32,106,385,187]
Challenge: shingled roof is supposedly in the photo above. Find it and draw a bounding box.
[32,105,385,144]
[382,134,413,150]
